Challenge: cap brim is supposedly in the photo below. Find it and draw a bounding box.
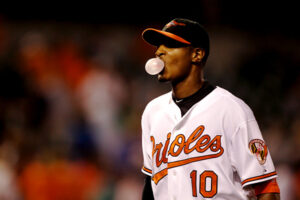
[142,28,191,47]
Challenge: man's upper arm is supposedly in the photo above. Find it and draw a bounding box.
[142,176,154,200]
[253,179,280,199]
[257,193,280,200]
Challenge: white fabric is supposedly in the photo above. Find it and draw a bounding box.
[141,87,277,200]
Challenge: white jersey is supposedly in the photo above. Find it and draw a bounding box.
[141,86,277,200]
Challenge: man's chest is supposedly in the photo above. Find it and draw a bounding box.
[149,109,226,164]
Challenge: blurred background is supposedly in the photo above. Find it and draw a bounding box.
[0,1,299,199]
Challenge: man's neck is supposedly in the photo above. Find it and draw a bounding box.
[171,67,204,99]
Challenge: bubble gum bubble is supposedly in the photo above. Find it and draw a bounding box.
[145,58,164,75]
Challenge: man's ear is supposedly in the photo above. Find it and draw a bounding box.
[192,48,205,63]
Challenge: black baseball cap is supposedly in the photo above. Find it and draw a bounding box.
[142,18,210,58]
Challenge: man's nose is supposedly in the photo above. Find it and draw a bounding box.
[155,45,166,58]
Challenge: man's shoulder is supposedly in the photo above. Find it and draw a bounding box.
[215,87,249,107]
[214,86,255,119]
[143,91,172,116]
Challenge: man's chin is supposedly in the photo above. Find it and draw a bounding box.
[157,74,169,82]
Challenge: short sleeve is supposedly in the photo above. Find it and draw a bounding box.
[230,119,277,187]
[141,110,153,176]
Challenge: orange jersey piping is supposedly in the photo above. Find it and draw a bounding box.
[242,171,277,186]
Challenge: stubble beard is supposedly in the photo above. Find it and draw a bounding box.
[157,74,168,82]
[158,71,175,83]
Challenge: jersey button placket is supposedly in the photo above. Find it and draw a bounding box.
[169,99,182,122]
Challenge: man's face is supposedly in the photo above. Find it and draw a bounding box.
[155,44,193,83]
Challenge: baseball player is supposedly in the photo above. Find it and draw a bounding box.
[140,18,280,200]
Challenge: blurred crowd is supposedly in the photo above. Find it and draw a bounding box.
[0,16,299,200]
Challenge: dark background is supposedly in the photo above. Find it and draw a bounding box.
[0,1,299,199]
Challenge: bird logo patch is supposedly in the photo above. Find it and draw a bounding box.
[165,20,186,29]
[249,139,268,165]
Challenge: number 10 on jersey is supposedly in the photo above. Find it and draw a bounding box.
[190,170,218,198]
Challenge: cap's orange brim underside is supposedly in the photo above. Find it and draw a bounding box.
[142,28,191,45]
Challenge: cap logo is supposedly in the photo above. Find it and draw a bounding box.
[165,20,186,29]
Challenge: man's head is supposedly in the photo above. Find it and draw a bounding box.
[142,18,210,83]
[142,18,210,64]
